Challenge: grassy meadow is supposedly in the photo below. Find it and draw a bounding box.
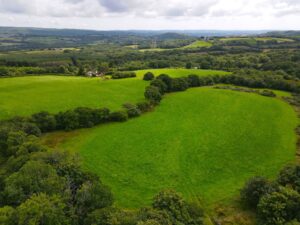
[0,76,146,120]
[0,69,229,120]
[219,37,294,44]
[139,40,212,52]
[43,87,298,208]
[180,40,212,48]
[135,68,230,78]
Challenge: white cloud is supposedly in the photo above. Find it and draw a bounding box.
[0,0,299,29]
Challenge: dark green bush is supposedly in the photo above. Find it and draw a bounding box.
[257,187,300,225]
[143,72,155,81]
[137,101,153,113]
[111,72,136,79]
[187,74,200,87]
[122,103,141,118]
[150,79,168,94]
[240,176,273,209]
[144,86,162,103]
[170,77,189,91]
[109,111,128,122]
[30,111,56,132]
[277,165,300,193]
[156,74,172,92]
[260,90,276,97]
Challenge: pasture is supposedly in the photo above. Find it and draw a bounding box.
[181,40,212,48]
[0,69,229,119]
[0,76,146,120]
[219,37,294,44]
[135,68,230,78]
[139,40,212,52]
[44,87,298,208]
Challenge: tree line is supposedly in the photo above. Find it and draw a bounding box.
[240,164,300,225]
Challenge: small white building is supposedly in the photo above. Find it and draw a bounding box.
[86,70,104,77]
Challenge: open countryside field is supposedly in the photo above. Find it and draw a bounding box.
[135,68,230,78]
[139,40,212,52]
[0,76,146,120]
[0,69,229,120]
[180,40,212,48]
[43,87,298,208]
[219,37,294,44]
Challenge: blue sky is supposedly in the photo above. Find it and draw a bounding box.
[0,0,299,30]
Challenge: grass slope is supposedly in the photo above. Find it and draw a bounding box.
[181,40,212,49]
[0,69,229,119]
[139,40,212,52]
[48,88,297,208]
[0,76,147,120]
[135,69,230,78]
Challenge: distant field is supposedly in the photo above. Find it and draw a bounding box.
[139,40,212,52]
[180,40,212,48]
[255,37,294,43]
[135,68,230,78]
[139,48,166,52]
[219,37,294,44]
[43,87,297,208]
[0,69,228,119]
[0,76,147,120]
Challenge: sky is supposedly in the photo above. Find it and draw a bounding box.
[0,0,299,30]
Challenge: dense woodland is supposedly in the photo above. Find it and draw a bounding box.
[1,28,300,224]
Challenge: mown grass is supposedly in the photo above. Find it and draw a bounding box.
[45,87,298,208]
[0,69,228,119]
[0,76,147,120]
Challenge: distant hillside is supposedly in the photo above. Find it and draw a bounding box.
[264,30,300,37]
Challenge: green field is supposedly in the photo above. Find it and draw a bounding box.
[181,40,212,49]
[219,37,294,44]
[0,76,146,120]
[44,87,298,208]
[135,68,230,78]
[139,40,212,52]
[0,69,229,119]
[254,37,294,43]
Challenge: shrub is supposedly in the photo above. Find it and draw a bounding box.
[0,206,16,225]
[111,72,136,79]
[21,122,41,137]
[150,79,168,94]
[170,77,189,92]
[55,110,80,131]
[6,131,27,157]
[277,165,300,193]
[137,207,171,225]
[109,111,128,122]
[144,86,162,103]
[16,193,70,225]
[31,111,56,132]
[92,108,110,124]
[240,176,273,209]
[260,90,276,97]
[3,160,66,205]
[152,190,204,224]
[137,101,153,113]
[123,103,141,118]
[74,107,110,128]
[75,181,113,220]
[187,74,200,87]
[143,72,155,81]
[156,74,172,91]
[257,187,300,225]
